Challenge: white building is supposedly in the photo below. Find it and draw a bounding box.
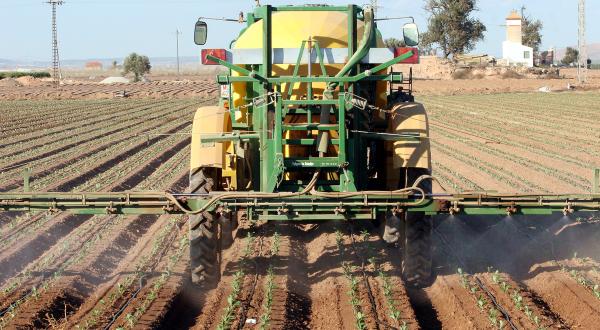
[502,11,534,67]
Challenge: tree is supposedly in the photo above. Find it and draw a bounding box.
[384,38,406,49]
[421,0,486,59]
[123,53,151,82]
[522,16,543,52]
[561,47,578,66]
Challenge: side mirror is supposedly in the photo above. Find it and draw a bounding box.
[194,20,208,45]
[403,23,419,47]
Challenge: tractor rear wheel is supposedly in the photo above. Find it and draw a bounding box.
[400,168,433,287]
[402,211,432,287]
[188,168,220,285]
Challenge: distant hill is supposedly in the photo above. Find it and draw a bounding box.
[555,43,600,61]
[0,56,200,71]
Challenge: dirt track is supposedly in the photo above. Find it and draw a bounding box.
[0,95,599,329]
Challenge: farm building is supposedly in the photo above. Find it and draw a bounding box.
[502,10,533,67]
[85,61,103,70]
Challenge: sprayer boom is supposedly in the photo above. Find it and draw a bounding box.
[1,192,598,220]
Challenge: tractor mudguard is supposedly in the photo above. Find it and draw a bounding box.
[388,102,431,170]
[190,106,230,173]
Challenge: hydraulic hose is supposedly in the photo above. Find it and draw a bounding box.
[166,171,321,214]
[328,5,375,91]
[166,173,435,215]
[317,5,375,155]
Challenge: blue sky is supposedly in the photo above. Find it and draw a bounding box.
[0,0,597,61]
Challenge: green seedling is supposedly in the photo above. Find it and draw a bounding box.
[355,312,367,330]
[457,268,469,289]
[511,291,523,310]
[488,308,499,327]
[477,295,487,310]
[492,270,501,284]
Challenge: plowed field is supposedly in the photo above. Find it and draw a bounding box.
[1,92,600,329]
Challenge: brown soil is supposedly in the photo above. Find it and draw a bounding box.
[1,96,600,329]
[424,275,493,329]
[525,266,600,329]
[0,79,218,100]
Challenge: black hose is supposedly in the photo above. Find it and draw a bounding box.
[103,275,147,330]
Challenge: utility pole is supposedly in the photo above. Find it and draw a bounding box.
[47,0,64,88]
[578,0,588,84]
[370,0,378,16]
[176,29,182,79]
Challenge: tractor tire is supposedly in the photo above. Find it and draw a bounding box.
[400,168,433,287]
[188,168,219,285]
[402,212,433,287]
[218,212,235,249]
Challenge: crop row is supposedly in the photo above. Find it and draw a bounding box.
[3,108,192,192]
[0,215,124,329]
[19,116,191,191]
[75,216,182,329]
[424,96,600,139]
[217,232,257,330]
[1,99,168,145]
[424,98,600,163]
[0,99,196,168]
[431,142,546,192]
[432,126,592,191]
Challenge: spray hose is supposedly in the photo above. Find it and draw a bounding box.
[165,171,320,215]
[165,173,435,215]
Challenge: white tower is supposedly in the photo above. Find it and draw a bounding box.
[502,10,533,67]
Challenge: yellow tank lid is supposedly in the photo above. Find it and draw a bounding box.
[234,11,382,50]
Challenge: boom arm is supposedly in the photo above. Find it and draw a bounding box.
[1,192,599,219]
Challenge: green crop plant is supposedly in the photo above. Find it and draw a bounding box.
[259,266,276,330]
[271,231,281,256]
[491,270,501,284]
[217,232,256,330]
[511,291,524,311]
[477,295,487,311]
[593,285,600,299]
[217,270,244,330]
[259,233,281,330]
[488,269,545,329]
[75,217,179,329]
[124,236,189,328]
[488,308,499,327]
[561,264,600,301]
[341,259,366,330]
[335,230,345,256]
[457,268,469,289]
[378,270,408,329]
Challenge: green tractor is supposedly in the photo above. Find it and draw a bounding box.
[189,4,433,286]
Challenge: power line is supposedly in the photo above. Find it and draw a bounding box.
[47,0,64,88]
[578,0,588,84]
[371,0,378,16]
